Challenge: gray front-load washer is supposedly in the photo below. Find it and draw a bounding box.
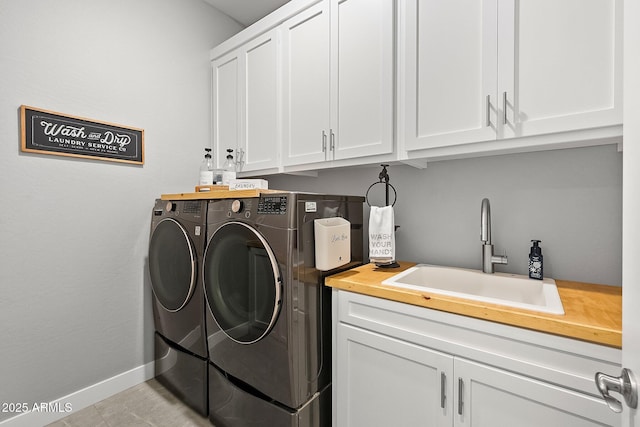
[148,199,208,416]
[204,192,364,427]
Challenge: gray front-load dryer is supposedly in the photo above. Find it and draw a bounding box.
[148,199,208,416]
[204,192,364,427]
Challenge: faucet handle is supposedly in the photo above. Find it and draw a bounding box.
[491,255,509,264]
[491,250,508,265]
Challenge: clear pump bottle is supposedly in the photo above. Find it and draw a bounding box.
[199,148,214,186]
[222,148,236,185]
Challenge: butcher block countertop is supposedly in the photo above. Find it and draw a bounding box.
[326,262,622,348]
[161,188,285,200]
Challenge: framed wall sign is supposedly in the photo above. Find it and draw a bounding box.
[20,105,144,165]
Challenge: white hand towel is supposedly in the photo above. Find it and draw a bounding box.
[369,205,395,263]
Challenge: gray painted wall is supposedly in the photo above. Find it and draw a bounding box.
[0,0,241,421]
[267,145,622,286]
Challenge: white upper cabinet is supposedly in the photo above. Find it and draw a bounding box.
[500,0,621,139]
[212,30,280,173]
[281,2,331,166]
[402,0,498,150]
[282,0,394,167]
[331,0,394,161]
[212,50,240,171]
[243,31,280,171]
[401,0,622,154]
[212,0,621,172]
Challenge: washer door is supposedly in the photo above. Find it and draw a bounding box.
[149,218,196,312]
[204,221,281,344]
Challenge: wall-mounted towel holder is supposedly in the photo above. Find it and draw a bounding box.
[366,165,400,269]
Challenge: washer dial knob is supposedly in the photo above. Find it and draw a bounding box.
[231,199,244,213]
[165,202,177,212]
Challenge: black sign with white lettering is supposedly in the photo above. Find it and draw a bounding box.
[20,105,144,165]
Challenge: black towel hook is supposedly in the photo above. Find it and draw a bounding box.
[366,164,397,207]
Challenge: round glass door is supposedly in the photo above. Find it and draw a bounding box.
[203,221,281,344]
[148,218,196,312]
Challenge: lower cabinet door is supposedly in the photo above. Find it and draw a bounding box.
[454,358,621,427]
[336,323,454,427]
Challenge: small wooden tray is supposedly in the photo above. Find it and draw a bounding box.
[161,188,286,200]
[195,185,228,192]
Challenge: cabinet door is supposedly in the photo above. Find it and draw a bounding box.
[454,358,620,427]
[281,1,330,166]
[243,30,280,171]
[499,0,622,139]
[402,0,498,151]
[331,0,394,160]
[336,323,453,427]
[212,50,241,170]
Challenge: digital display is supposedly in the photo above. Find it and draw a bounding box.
[257,196,287,214]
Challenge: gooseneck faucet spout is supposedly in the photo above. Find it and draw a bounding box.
[481,198,508,273]
[481,198,491,245]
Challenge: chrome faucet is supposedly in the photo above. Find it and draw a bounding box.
[481,198,508,273]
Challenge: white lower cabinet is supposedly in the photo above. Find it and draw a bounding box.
[455,358,616,427]
[337,324,453,426]
[333,290,621,427]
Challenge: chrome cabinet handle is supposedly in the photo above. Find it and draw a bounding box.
[503,91,508,125]
[486,95,491,127]
[458,377,464,415]
[330,129,335,151]
[595,368,638,413]
[440,372,446,409]
[322,130,327,152]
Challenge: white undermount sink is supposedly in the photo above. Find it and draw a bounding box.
[381,264,565,315]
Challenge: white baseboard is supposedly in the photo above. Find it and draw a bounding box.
[0,362,154,427]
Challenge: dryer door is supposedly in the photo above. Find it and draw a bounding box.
[149,218,197,312]
[204,221,282,344]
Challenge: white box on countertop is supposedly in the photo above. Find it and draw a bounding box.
[228,179,269,190]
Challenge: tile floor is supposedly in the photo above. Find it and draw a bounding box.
[46,379,211,427]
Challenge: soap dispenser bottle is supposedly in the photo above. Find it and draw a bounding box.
[529,240,543,280]
[222,148,236,185]
[199,148,214,186]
